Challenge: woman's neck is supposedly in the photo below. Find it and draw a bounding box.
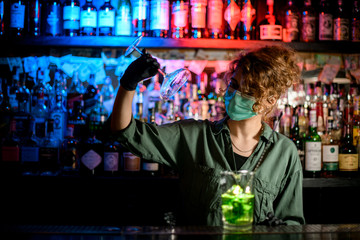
[227,115,263,140]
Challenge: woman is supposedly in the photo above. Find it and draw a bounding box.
[110,45,305,226]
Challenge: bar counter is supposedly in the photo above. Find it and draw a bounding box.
[2,224,360,239]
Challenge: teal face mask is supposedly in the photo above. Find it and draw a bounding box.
[224,87,257,121]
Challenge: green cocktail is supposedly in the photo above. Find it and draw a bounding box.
[221,184,254,230]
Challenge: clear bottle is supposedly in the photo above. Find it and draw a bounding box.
[83,73,99,115]
[224,0,241,39]
[351,0,360,41]
[132,0,149,36]
[9,0,26,37]
[339,123,358,177]
[171,0,190,38]
[300,0,316,42]
[318,0,333,41]
[8,67,20,112]
[207,0,224,39]
[298,105,308,138]
[315,81,325,135]
[98,0,116,36]
[20,117,40,176]
[60,124,80,175]
[190,0,207,38]
[321,119,339,178]
[333,0,349,41]
[0,0,7,37]
[283,0,299,42]
[67,100,87,142]
[149,0,170,37]
[49,92,66,143]
[80,0,97,36]
[17,71,31,113]
[28,0,42,37]
[257,0,282,41]
[31,91,48,140]
[281,104,292,138]
[63,0,80,36]
[44,0,63,36]
[239,0,256,40]
[115,0,132,36]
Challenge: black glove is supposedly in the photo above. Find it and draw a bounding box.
[258,212,287,227]
[120,49,160,91]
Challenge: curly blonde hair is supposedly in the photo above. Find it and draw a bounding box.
[224,45,300,117]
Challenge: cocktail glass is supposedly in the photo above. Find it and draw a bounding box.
[220,170,255,231]
[124,36,191,100]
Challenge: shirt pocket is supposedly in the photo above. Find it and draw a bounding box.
[253,178,279,223]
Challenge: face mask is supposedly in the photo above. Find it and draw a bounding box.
[224,87,257,121]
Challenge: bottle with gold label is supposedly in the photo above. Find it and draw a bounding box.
[339,123,358,177]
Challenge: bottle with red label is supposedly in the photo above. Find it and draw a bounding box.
[224,0,241,39]
[257,0,282,41]
[207,0,224,39]
[171,0,189,38]
[190,0,207,38]
[239,0,256,40]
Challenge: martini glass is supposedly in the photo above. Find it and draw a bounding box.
[124,36,191,100]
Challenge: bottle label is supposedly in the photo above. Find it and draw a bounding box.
[352,19,360,41]
[172,1,189,28]
[50,112,65,142]
[190,0,207,28]
[259,24,282,40]
[143,162,159,171]
[133,0,148,20]
[224,0,240,31]
[39,147,58,162]
[1,146,20,162]
[319,13,333,40]
[301,16,316,41]
[63,6,80,20]
[285,15,299,41]
[81,150,102,170]
[339,154,358,171]
[334,18,349,41]
[305,142,322,171]
[99,10,115,27]
[207,0,223,30]
[322,145,339,163]
[323,162,338,171]
[123,152,140,171]
[80,11,97,28]
[46,6,62,35]
[353,126,360,146]
[115,6,132,36]
[150,0,170,30]
[10,3,25,28]
[240,1,256,32]
[104,152,119,171]
[21,146,39,163]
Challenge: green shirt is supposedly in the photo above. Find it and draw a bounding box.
[112,116,305,226]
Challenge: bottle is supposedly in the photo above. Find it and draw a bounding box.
[298,105,308,138]
[122,150,141,176]
[49,92,66,143]
[291,109,305,170]
[63,0,80,36]
[80,0,97,36]
[315,81,325,134]
[257,0,282,41]
[300,0,316,42]
[17,72,31,113]
[60,124,79,175]
[9,0,26,37]
[239,0,256,40]
[283,0,299,42]
[0,118,20,174]
[8,67,20,112]
[318,0,333,41]
[0,0,7,37]
[333,0,349,41]
[142,158,160,177]
[67,71,84,115]
[223,0,240,39]
[103,136,120,176]
[207,0,224,39]
[134,90,146,122]
[31,91,48,140]
[351,0,360,41]
[281,104,291,138]
[171,0,190,38]
[339,123,358,177]
[44,0,63,36]
[28,0,42,36]
[149,0,170,37]
[304,100,322,178]
[39,118,60,176]
[88,94,108,141]
[83,73,99,115]
[20,117,40,176]
[131,0,148,36]
[98,0,115,36]
[67,100,87,142]
[115,0,132,36]
[321,119,339,178]
[190,0,207,38]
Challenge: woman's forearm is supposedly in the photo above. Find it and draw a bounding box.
[111,86,136,131]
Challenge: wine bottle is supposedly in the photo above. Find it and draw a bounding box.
[318,0,333,41]
[80,0,97,36]
[351,0,360,41]
[223,0,241,39]
[207,0,224,39]
[9,0,26,37]
[339,123,358,177]
[190,0,207,38]
[257,0,282,41]
[171,0,189,38]
[291,109,305,170]
[321,119,339,178]
[98,0,115,36]
[63,0,80,36]
[149,0,170,37]
[333,0,349,41]
[44,0,63,36]
[300,0,316,42]
[284,0,299,42]
[239,0,256,40]
[115,0,132,36]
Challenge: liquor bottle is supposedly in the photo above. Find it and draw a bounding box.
[20,117,40,176]
[131,0,148,36]
[283,0,299,42]
[8,67,20,112]
[115,0,132,36]
[0,118,20,174]
[49,92,66,143]
[280,104,291,138]
[134,90,146,121]
[351,0,360,41]
[80,0,97,36]
[103,136,120,176]
[170,0,190,38]
[339,123,358,177]
[67,100,87,141]
[9,0,26,37]
[98,0,115,36]
[28,0,42,36]
[291,109,305,169]
[333,0,349,41]
[190,0,207,38]
[207,0,224,39]
[257,0,282,41]
[60,124,79,175]
[318,0,333,41]
[44,0,63,36]
[223,0,240,39]
[298,105,308,138]
[17,73,30,113]
[67,71,83,115]
[63,0,80,36]
[0,78,12,143]
[88,94,108,141]
[122,150,141,176]
[31,91,48,140]
[300,0,316,42]
[149,0,170,37]
[83,74,99,115]
[39,118,60,176]
[142,158,160,177]
[304,100,322,178]
[315,81,325,134]
[321,119,339,178]
[0,0,7,37]
[239,0,256,40]
[79,118,103,176]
